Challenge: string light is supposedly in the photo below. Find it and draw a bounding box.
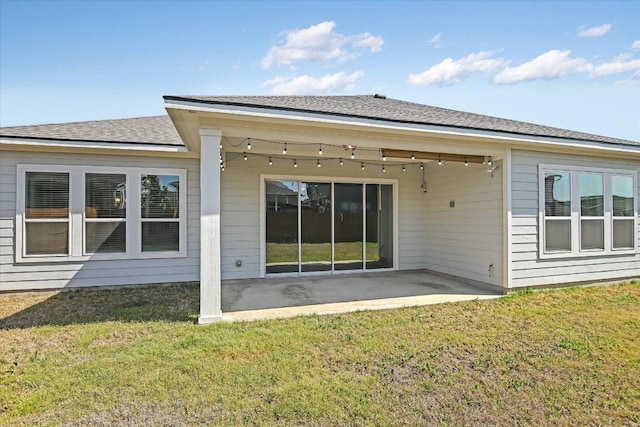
[382,165,386,173]
[221,163,225,171]
[268,157,273,166]
[351,149,355,159]
[438,156,442,166]
[243,152,248,161]
[317,159,321,168]
[283,143,287,155]
[402,164,406,172]
[420,162,424,170]
[339,158,344,166]
[294,159,298,168]
[411,152,415,161]
[488,156,492,166]
[247,139,252,150]
[361,163,365,170]
[382,154,387,161]
[464,157,469,166]
[318,144,323,156]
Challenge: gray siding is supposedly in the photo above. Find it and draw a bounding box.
[0,150,200,291]
[510,149,640,287]
[220,155,428,279]
[423,161,504,287]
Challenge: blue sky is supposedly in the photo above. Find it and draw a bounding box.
[1,0,639,141]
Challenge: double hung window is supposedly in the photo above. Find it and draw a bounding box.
[540,164,637,258]
[17,165,186,262]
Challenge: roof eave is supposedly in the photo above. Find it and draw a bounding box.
[0,136,189,153]
[164,98,640,156]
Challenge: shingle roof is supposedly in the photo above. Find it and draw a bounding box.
[164,95,639,147]
[0,115,183,146]
[2,96,637,149]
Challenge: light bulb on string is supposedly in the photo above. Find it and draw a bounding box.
[402,164,406,172]
[339,158,344,166]
[243,152,248,161]
[293,159,298,168]
[247,139,252,150]
[268,157,273,166]
[317,159,321,168]
[318,144,323,156]
[283,143,287,155]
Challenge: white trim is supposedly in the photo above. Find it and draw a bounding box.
[260,174,398,277]
[1,137,188,153]
[15,164,187,264]
[166,100,640,155]
[538,163,638,259]
[502,148,512,288]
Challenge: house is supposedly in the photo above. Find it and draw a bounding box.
[1,95,638,323]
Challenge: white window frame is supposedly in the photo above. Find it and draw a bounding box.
[21,169,71,257]
[16,164,187,263]
[538,164,638,259]
[259,174,399,278]
[83,172,128,256]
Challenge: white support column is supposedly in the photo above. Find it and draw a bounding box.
[198,128,223,324]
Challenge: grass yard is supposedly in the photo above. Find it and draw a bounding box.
[1,282,639,426]
[267,241,380,264]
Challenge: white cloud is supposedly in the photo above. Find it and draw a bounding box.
[632,40,640,51]
[493,50,592,84]
[407,50,506,87]
[577,23,612,37]
[428,33,442,48]
[591,57,640,78]
[262,71,364,95]
[351,32,384,52]
[261,21,383,69]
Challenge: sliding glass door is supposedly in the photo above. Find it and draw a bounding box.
[265,179,394,275]
[334,184,363,271]
[265,181,299,274]
[301,182,332,272]
[366,184,394,269]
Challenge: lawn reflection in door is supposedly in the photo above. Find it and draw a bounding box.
[266,180,393,274]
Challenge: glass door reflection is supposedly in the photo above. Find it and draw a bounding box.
[300,182,332,272]
[265,181,299,273]
[334,183,363,270]
[366,184,394,269]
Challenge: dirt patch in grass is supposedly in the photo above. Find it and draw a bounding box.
[1,282,639,426]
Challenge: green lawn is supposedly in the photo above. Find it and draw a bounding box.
[267,241,380,263]
[1,282,639,426]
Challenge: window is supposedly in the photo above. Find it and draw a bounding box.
[24,172,70,256]
[579,173,604,250]
[141,174,180,252]
[543,171,571,252]
[16,165,186,263]
[540,164,637,258]
[612,175,635,249]
[85,173,127,253]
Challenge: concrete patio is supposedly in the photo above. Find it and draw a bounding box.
[220,270,504,321]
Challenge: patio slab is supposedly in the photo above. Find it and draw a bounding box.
[220,270,503,321]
